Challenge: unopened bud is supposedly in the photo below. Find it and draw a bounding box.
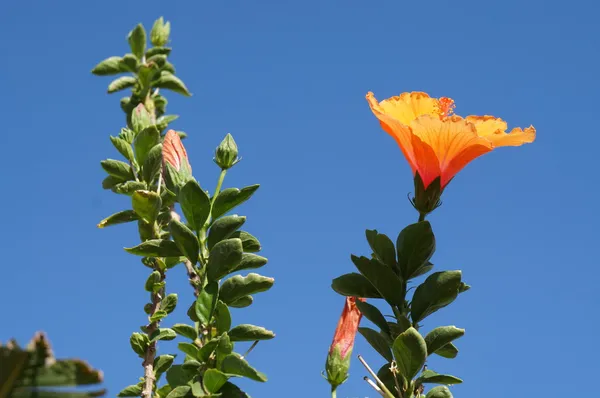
[150,17,171,47]
[214,133,239,170]
[132,103,152,133]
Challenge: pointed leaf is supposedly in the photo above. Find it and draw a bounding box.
[228,296,253,308]
[110,136,135,161]
[211,185,259,220]
[220,354,267,382]
[177,342,200,360]
[434,343,458,359]
[101,159,133,180]
[215,300,232,335]
[397,221,436,280]
[351,255,404,305]
[169,219,199,264]
[358,327,393,362]
[153,71,191,96]
[150,328,177,342]
[232,253,268,273]
[130,333,149,358]
[154,354,175,377]
[128,23,146,59]
[112,181,147,195]
[134,126,160,165]
[179,180,211,233]
[91,56,123,75]
[331,273,382,298]
[172,324,198,340]
[424,326,465,357]
[165,386,191,398]
[355,300,390,334]
[411,271,462,323]
[125,239,182,257]
[97,210,138,228]
[143,143,163,183]
[417,370,462,385]
[195,282,219,325]
[160,293,178,314]
[118,384,143,396]
[366,229,397,268]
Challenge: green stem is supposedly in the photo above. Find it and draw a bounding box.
[331,387,336,398]
[418,213,426,222]
[210,169,227,209]
[199,168,228,263]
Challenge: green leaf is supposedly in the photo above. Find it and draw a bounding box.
[132,190,161,224]
[434,342,458,359]
[101,159,133,180]
[130,332,149,358]
[179,180,211,233]
[216,334,233,368]
[147,46,172,57]
[119,127,135,143]
[203,369,228,394]
[166,364,196,388]
[91,56,123,75]
[118,384,143,396]
[128,23,146,59]
[120,54,138,72]
[125,239,182,257]
[165,386,191,398]
[206,238,243,281]
[211,185,259,220]
[220,354,267,382]
[97,210,138,228]
[229,324,275,342]
[112,181,147,195]
[426,386,453,398]
[392,327,427,382]
[198,338,219,363]
[153,71,191,96]
[156,114,179,131]
[154,354,175,377]
[172,323,198,340]
[358,327,393,362]
[217,382,250,398]
[134,126,160,165]
[145,271,160,292]
[110,136,135,161]
[417,370,463,385]
[143,143,163,183]
[150,328,177,342]
[150,310,168,322]
[410,271,462,323]
[207,215,246,250]
[219,273,274,305]
[147,54,168,68]
[177,342,200,360]
[411,262,435,279]
[169,219,200,265]
[232,253,268,273]
[215,300,232,335]
[102,175,124,189]
[351,255,404,305]
[195,282,219,325]
[108,76,137,93]
[230,231,261,252]
[331,273,382,298]
[355,300,390,334]
[424,326,465,357]
[366,229,397,268]
[160,293,178,314]
[228,295,253,308]
[397,221,436,280]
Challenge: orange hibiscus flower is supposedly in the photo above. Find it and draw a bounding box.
[366,91,535,216]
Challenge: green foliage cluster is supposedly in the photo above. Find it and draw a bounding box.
[94,18,273,398]
[332,220,469,398]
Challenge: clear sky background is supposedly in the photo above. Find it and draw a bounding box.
[1,1,598,397]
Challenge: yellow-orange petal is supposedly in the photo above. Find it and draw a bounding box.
[366,92,418,174]
[163,129,190,172]
[369,91,440,125]
[409,115,493,188]
[466,115,536,147]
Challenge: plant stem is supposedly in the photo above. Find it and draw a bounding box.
[418,213,426,222]
[199,168,228,259]
[331,386,337,398]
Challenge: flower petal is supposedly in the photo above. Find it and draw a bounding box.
[410,115,493,188]
[373,91,440,125]
[467,115,536,147]
[366,92,418,173]
[162,130,190,173]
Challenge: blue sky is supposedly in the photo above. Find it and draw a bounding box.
[1,0,598,397]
